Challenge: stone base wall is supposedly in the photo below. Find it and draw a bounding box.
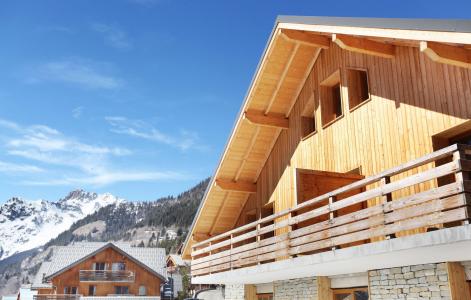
[273,277,318,300]
[224,284,244,300]
[369,263,451,300]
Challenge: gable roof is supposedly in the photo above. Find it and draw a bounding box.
[37,242,167,282]
[182,16,471,258]
[167,254,189,267]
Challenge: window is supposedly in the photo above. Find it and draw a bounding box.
[301,92,316,139]
[88,286,96,296]
[333,288,368,300]
[139,285,147,296]
[347,68,370,110]
[115,286,129,295]
[320,70,343,126]
[93,262,106,270]
[257,294,273,300]
[64,287,69,294]
[112,262,126,271]
[70,287,78,294]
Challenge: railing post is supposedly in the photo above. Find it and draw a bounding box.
[453,147,470,225]
[256,223,261,264]
[230,233,234,270]
[208,241,212,275]
[329,196,338,251]
[381,176,394,239]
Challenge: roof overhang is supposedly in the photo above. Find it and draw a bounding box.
[182,16,471,259]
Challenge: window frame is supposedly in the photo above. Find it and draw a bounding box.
[301,91,317,141]
[332,287,369,300]
[320,70,344,128]
[346,67,372,112]
[139,285,147,296]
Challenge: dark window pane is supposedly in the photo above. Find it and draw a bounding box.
[354,291,369,300]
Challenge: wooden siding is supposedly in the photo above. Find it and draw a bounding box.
[238,42,471,230]
[45,247,162,297]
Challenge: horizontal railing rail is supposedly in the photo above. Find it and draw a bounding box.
[191,143,471,276]
[79,270,135,282]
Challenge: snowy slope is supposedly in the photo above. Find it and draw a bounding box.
[0,190,123,261]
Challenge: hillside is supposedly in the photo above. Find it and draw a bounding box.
[0,178,209,296]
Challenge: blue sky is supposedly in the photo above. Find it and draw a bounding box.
[0,0,469,203]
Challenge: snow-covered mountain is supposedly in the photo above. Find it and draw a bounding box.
[0,190,124,261]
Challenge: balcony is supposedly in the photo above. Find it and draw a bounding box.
[34,295,81,300]
[191,144,471,282]
[79,270,135,282]
[34,296,160,300]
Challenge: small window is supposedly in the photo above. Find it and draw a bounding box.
[115,286,129,295]
[139,285,147,296]
[64,287,69,294]
[88,285,96,296]
[347,68,370,110]
[93,262,106,270]
[320,70,343,127]
[112,262,126,271]
[70,287,77,294]
[301,92,316,139]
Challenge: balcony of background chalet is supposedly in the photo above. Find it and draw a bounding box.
[190,144,471,282]
[34,296,161,300]
[78,270,135,282]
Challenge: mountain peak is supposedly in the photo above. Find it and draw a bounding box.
[0,190,123,261]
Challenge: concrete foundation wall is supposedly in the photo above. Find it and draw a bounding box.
[224,284,244,300]
[273,277,318,300]
[369,263,451,300]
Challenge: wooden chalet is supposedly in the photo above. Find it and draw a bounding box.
[182,16,471,299]
[31,243,166,300]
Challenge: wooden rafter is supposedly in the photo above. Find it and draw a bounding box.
[332,34,395,58]
[280,29,330,49]
[215,179,257,193]
[420,41,471,69]
[209,192,231,235]
[244,110,289,129]
[264,42,300,114]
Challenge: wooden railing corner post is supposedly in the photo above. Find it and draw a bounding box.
[453,147,470,225]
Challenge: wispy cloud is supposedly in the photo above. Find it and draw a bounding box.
[22,170,186,186]
[91,23,132,50]
[0,161,43,174]
[105,116,207,151]
[72,106,83,119]
[27,58,123,90]
[0,118,187,187]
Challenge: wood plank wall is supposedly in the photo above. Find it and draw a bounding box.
[47,247,162,296]
[235,42,471,234]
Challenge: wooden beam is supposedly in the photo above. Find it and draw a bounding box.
[244,110,289,129]
[332,34,395,58]
[215,179,257,193]
[280,29,330,49]
[447,262,471,300]
[420,41,471,69]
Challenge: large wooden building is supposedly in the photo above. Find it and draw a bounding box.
[31,242,166,300]
[182,16,471,299]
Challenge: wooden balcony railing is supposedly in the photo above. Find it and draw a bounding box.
[79,270,135,282]
[191,143,471,276]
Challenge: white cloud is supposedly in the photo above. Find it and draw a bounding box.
[0,118,189,187]
[22,170,186,187]
[105,116,206,151]
[0,161,43,173]
[72,106,83,119]
[28,58,123,90]
[91,23,132,50]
